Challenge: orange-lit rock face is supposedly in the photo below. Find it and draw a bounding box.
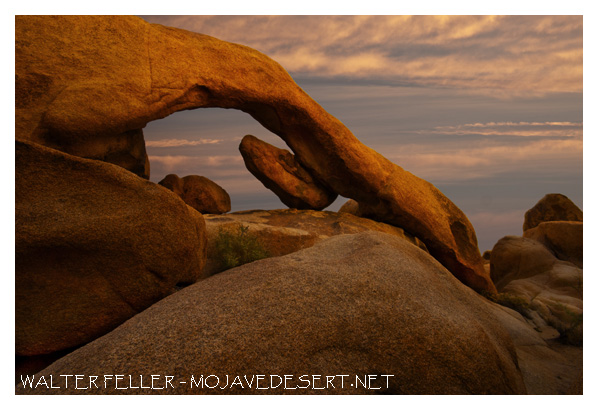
[239,135,337,210]
[15,15,492,292]
[523,193,583,231]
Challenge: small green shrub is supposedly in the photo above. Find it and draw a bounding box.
[213,224,270,270]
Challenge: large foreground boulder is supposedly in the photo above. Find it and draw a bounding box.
[523,193,582,231]
[15,15,492,293]
[239,135,337,210]
[16,140,208,357]
[159,174,231,214]
[16,232,525,395]
[202,209,428,276]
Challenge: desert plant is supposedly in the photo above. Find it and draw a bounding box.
[213,224,270,270]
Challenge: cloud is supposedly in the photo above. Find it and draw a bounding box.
[140,15,583,95]
[386,136,583,181]
[203,156,244,167]
[149,155,243,171]
[423,121,583,138]
[146,138,222,148]
[148,155,193,170]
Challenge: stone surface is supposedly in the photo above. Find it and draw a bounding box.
[490,236,557,289]
[158,173,184,195]
[524,221,583,268]
[15,15,491,292]
[16,232,525,395]
[490,236,582,343]
[239,135,336,210]
[567,371,583,394]
[16,140,208,357]
[159,174,231,214]
[203,209,428,276]
[338,199,362,216]
[523,193,582,231]
[480,299,583,394]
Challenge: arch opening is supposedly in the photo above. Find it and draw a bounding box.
[143,107,348,213]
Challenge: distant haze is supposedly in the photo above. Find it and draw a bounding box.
[139,15,583,252]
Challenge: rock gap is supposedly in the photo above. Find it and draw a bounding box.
[143,107,349,212]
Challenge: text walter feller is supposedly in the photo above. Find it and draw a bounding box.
[20,374,394,391]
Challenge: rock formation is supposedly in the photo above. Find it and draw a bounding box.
[16,232,526,395]
[338,199,362,216]
[159,174,231,214]
[239,135,337,210]
[481,299,582,394]
[524,221,582,268]
[15,15,493,292]
[490,236,582,344]
[16,140,208,358]
[202,209,428,276]
[489,194,583,347]
[523,193,582,231]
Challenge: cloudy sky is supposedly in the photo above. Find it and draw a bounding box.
[138,15,583,252]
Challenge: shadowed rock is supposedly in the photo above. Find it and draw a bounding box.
[16,140,207,357]
[523,193,582,231]
[338,199,362,216]
[239,135,337,210]
[490,236,582,344]
[159,174,231,214]
[16,232,525,395]
[524,221,582,268]
[15,15,492,292]
[481,299,582,394]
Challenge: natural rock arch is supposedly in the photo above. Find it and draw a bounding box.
[15,15,494,292]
